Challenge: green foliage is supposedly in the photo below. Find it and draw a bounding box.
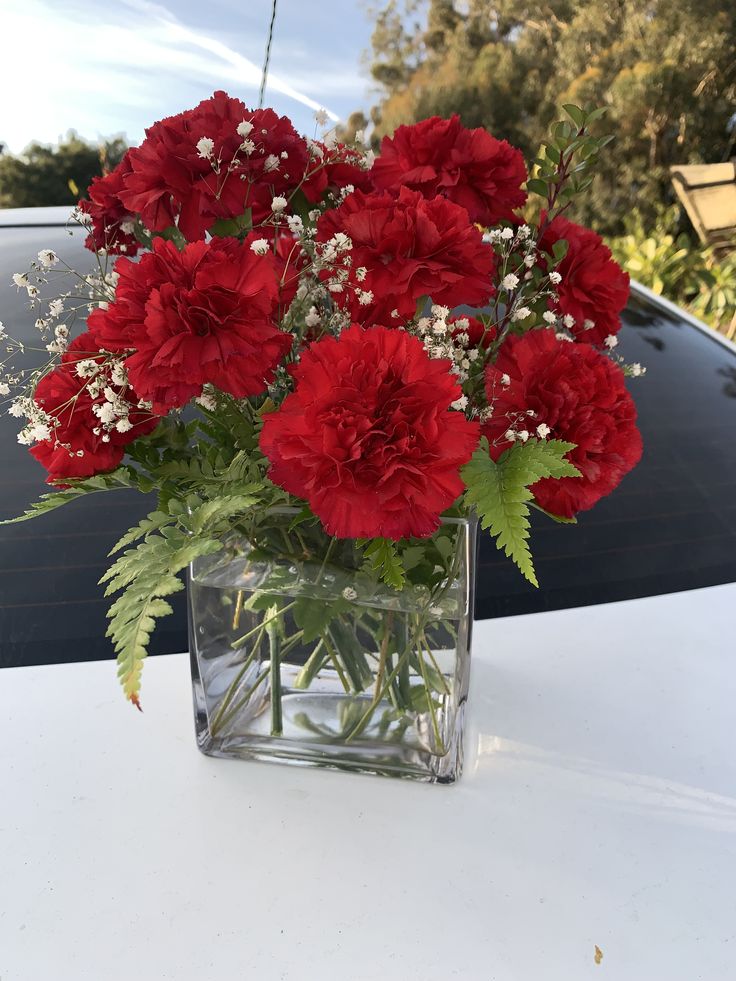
[462,437,580,586]
[609,206,736,338]
[363,0,736,234]
[293,596,350,644]
[0,469,138,525]
[102,533,223,708]
[0,131,127,208]
[359,537,406,590]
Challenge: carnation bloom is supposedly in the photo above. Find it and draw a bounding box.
[315,187,495,324]
[260,325,480,539]
[30,332,157,484]
[118,91,310,239]
[483,329,642,518]
[371,115,527,225]
[301,140,374,201]
[79,151,140,256]
[540,215,630,345]
[88,236,291,413]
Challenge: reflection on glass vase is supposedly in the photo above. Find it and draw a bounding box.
[188,511,477,783]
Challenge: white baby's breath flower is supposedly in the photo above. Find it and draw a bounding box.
[604,334,618,349]
[286,215,303,234]
[451,395,468,411]
[341,586,358,601]
[195,391,218,412]
[500,228,514,241]
[196,137,215,159]
[237,119,254,138]
[357,289,374,306]
[549,271,562,284]
[502,273,519,290]
[556,332,573,342]
[562,314,575,329]
[305,307,321,328]
[48,299,65,318]
[115,418,133,433]
[511,306,531,322]
[630,362,646,377]
[271,196,288,213]
[0,382,10,396]
[250,238,270,256]
[314,108,330,127]
[517,429,529,442]
[536,423,551,439]
[501,373,511,386]
[542,311,557,325]
[12,273,29,290]
[524,254,536,267]
[431,304,450,319]
[37,249,59,267]
[264,154,280,173]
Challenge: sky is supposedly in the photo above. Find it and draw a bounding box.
[0,0,377,153]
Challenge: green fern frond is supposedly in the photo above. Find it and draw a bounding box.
[462,438,580,586]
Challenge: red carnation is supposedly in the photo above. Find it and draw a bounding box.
[119,92,310,240]
[371,115,527,226]
[79,151,140,256]
[540,215,630,346]
[483,329,642,518]
[30,332,158,485]
[88,236,291,413]
[315,187,495,324]
[260,325,480,539]
[302,141,373,202]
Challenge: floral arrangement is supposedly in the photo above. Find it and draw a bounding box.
[1,95,644,714]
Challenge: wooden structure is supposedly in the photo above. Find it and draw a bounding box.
[670,163,736,250]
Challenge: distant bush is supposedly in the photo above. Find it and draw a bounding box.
[0,132,127,209]
[609,207,736,339]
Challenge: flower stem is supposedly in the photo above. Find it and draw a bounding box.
[268,615,282,736]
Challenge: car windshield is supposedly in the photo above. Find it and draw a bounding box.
[1,221,736,667]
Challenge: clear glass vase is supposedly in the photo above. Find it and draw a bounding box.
[188,511,477,783]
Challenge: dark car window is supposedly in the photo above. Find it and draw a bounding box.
[1,222,735,667]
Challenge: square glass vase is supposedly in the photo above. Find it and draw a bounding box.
[188,512,477,783]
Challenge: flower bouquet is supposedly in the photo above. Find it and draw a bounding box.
[1,95,643,782]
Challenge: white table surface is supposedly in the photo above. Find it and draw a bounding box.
[1,583,735,981]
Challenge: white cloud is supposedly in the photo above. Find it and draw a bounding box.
[0,0,366,153]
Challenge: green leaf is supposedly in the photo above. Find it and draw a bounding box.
[209,209,253,237]
[562,103,586,127]
[109,510,174,554]
[359,538,406,590]
[103,534,223,707]
[0,469,137,525]
[526,177,549,197]
[293,596,349,644]
[461,438,580,586]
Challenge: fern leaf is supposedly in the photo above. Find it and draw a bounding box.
[462,438,580,586]
[360,538,406,590]
[103,534,222,706]
[0,469,136,525]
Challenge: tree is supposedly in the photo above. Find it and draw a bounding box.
[361,0,736,234]
[0,132,127,209]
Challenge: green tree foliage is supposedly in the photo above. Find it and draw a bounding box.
[0,131,127,209]
[363,0,736,234]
